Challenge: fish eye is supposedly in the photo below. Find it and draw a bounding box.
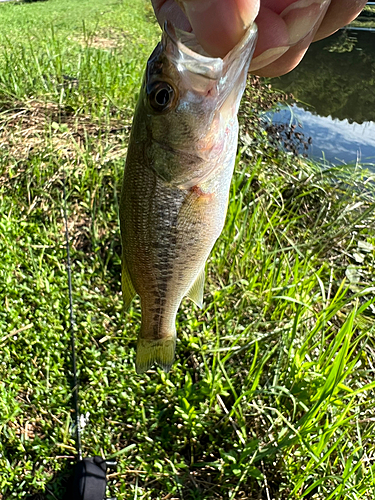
[148,82,176,112]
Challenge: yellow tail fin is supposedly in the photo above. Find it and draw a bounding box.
[136,336,176,374]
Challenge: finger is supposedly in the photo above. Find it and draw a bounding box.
[152,0,192,31]
[314,0,368,40]
[252,34,311,77]
[250,6,290,68]
[250,0,331,75]
[254,0,366,76]
[177,0,260,57]
[261,0,298,15]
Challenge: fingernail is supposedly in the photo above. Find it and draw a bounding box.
[235,0,260,28]
[281,0,331,45]
[249,46,289,71]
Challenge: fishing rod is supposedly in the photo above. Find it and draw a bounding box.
[62,174,117,500]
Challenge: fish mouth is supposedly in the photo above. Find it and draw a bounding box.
[162,20,258,82]
[159,20,258,110]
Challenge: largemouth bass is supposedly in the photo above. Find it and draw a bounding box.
[120,21,257,373]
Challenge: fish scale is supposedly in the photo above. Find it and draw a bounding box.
[120,21,258,373]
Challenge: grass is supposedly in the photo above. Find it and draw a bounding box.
[1,0,375,499]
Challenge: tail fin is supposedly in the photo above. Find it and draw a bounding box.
[136,335,176,374]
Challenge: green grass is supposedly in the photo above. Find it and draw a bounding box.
[0,0,159,114]
[1,0,375,499]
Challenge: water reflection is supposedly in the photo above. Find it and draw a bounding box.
[270,105,375,165]
[269,29,375,165]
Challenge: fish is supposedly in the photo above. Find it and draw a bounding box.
[120,21,258,373]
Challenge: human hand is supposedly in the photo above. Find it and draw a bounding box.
[151,0,367,77]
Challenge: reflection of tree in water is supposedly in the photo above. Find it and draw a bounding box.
[325,31,358,53]
[270,30,375,124]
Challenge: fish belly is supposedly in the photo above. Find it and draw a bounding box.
[120,147,234,373]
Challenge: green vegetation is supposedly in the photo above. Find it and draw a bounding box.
[1,0,375,499]
[351,5,375,28]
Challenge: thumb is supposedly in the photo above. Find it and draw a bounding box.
[177,0,259,57]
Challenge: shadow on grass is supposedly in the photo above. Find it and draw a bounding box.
[19,459,74,500]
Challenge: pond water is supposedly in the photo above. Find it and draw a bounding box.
[269,28,375,167]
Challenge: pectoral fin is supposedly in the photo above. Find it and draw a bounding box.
[186,267,205,308]
[121,257,136,310]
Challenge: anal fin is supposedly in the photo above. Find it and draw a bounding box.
[121,256,136,310]
[186,267,205,309]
